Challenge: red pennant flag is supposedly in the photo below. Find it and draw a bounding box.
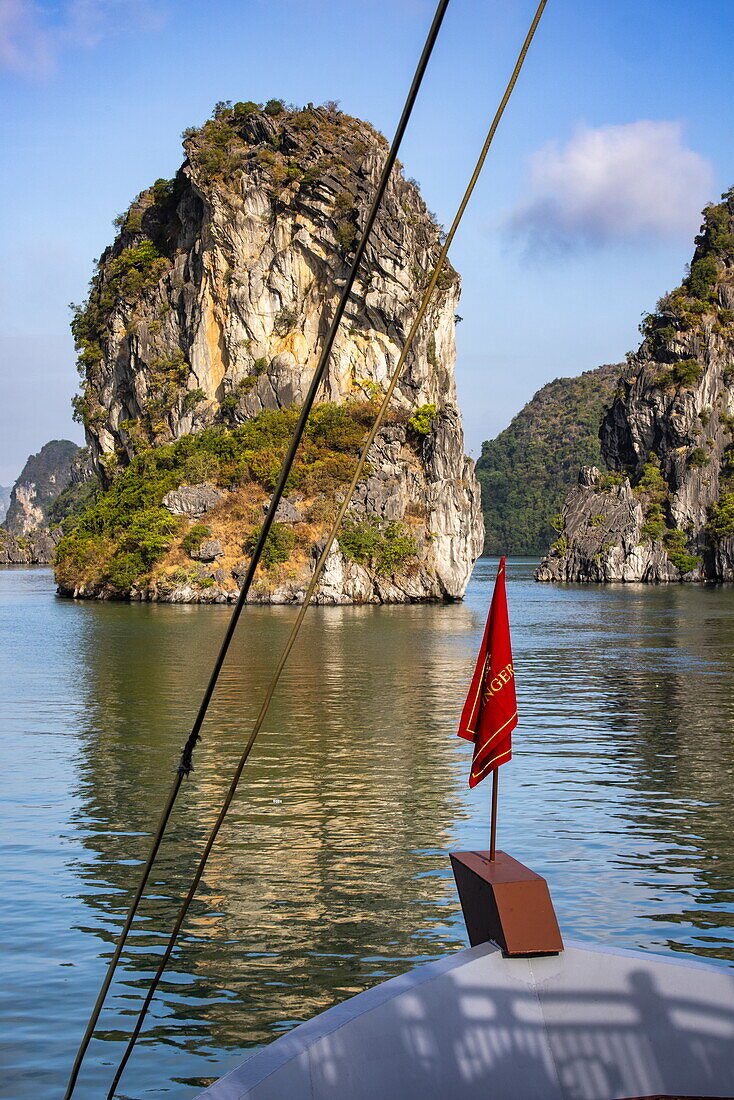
[458,557,517,788]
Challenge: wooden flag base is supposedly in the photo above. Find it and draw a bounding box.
[450,850,563,957]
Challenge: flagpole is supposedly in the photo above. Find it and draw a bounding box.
[489,769,498,860]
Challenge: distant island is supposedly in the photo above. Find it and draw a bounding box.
[0,441,95,565]
[475,364,620,557]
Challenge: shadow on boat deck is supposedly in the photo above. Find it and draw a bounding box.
[198,943,734,1100]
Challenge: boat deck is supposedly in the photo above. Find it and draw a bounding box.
[198,941,734,1099]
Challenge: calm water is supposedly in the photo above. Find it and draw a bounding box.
[2,560,734,1099]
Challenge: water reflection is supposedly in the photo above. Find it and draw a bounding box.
[493,571,734,968]
[2,564,734,1099]
[68,599,477,1095]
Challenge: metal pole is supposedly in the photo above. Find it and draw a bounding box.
[489,769,499,860]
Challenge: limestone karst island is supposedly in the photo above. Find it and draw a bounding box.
[536,189,734,584]
[5,3,734,1098]
[54,101,482,604]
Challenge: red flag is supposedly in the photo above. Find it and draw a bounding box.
[457,557,517,788]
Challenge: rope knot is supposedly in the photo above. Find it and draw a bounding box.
[177,732,201,777]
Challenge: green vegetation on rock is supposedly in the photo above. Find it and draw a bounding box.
[708,492,734,541]
[475,364,620,556]
[181,524,212,555]
[708,441,734,544]
[245,523,296,567]
[596,471,624,491]
[407,403,437,435]
[653,359,703,390]
[663,528,701,574]
[338,516,417,575]
[632,454,700,570]
[639,186,734,348]
[55,400,382,595]
[70,185,182,435]
[635,455,667,499]
[47,475,101,533]
[688,446,710,468]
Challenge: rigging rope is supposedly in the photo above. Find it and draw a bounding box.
[63,3,451,1096]
[105,3,547,1095]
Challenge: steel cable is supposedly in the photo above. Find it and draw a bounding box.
[105,3,547,1095]
[63,3,452,1095]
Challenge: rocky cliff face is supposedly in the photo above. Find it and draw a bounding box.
[0,440,85,565]
[537,189,734,583]
[4,440,80,536]
[59,100,482,602]
[0,527,62,566]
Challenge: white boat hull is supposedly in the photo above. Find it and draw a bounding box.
[199,941,734,1099]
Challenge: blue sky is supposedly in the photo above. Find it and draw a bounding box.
[1,0,734,484]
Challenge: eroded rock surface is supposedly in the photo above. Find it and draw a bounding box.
[537,189,734,584]
[0,527,62,565]
[4,440,80,536]
[60,101,482,603]
[162,483,225,515]
[0,440,87,565]
[535,468,686,583]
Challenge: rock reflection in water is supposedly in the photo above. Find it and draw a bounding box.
[69,598,474,1079]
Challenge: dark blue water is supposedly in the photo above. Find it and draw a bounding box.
[1,561,733,1098]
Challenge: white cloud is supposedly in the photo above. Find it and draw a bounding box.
[0,0,166,77]
[0,1,54,77]
[507,120,714,254]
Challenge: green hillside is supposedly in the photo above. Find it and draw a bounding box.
[476,364,621,556]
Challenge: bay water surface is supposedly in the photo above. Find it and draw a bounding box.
[1,560,734,1098]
